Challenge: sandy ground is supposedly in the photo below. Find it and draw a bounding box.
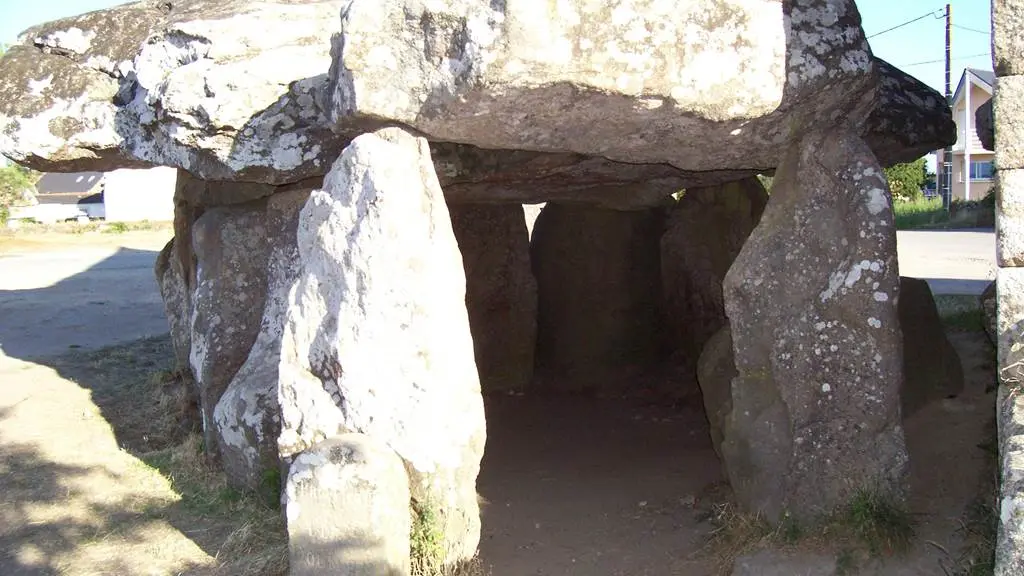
[0,228,999,575]
[0,230,171,359]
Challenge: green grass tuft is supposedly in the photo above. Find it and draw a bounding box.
[841,489,916,556]
[894,197,947,229]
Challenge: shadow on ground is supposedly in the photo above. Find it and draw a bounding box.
[0,247,168,360]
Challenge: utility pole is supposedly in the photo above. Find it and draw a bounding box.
[942,3,953,210]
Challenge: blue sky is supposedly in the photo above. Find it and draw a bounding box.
[0,0,993,96]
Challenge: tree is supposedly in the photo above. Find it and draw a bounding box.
[884,158,927,202]
[0,164,34,223]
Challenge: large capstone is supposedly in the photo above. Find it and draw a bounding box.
[0,0,345,182]
[0,1,953,192]
[277,127,486,565]
[721,127,908,523]
[329,0,950,171]
[449,203,537,394]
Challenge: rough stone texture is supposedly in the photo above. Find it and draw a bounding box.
[996,76,1024,171]
[330,1,950,171]
[432,142,748,209]
[448,203,537,394]
[721,128,908,523]
[731,549,836,576]
[998,380,1024,576]
[864,58,958,166]
[0,1,954,199]
[277,128,486,564]
[999,169,1024,267]
[696,326,735,462]
[0,0,345,182]
[984,280,998,346]
[995,0,1024,77]
[661,177,768,369]
[531,203,663,392]
[898,277,965,417]
[154,237,192,373]
[998,268,1024,387]
[190,199,271,460]
[213,188,311,489]
[979,99,995,152]
[285,434,411,576]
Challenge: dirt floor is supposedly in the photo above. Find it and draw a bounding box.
[473,329,997,575]
[0,227,999,575]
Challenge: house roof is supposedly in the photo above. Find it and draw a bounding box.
[952,68,995,106]
[35,172,104,196]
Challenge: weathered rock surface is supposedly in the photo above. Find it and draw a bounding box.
[983,280,998,346]
[285,434,411,576]
[998,380,1024,576]
[531,203,663,392]
[978,99,995,153]
[898,277,965,416]
[696,326,735,462]
[330,0,951,172]
[213,187,312,489]
[432,142,748,209]
[155,237,192,373]
[277,127,486,564]
[449,203,537,394]
[0,0,344,183]
[721,127,908,523]
[661,177,768,368]
[864,59,958,166]
[995,0,1024,77]
[190,200,271,458]
[0,1,954,203]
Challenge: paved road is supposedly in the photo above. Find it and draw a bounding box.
[896,228,996,295]
[0,243,168,359]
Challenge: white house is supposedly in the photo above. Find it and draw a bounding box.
[936,68,995,202]
[11,166,176,224]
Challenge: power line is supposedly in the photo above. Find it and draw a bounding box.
[866,9,945,39]
[953,24,991,35]
[898,52,991,67]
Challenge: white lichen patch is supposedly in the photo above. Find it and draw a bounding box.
[27,75,53,97]
[35,27,96,55]
[867,317,882,329]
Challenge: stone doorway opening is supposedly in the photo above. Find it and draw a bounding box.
[449,187,768,574]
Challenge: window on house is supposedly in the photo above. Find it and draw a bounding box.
[970,160,994,181]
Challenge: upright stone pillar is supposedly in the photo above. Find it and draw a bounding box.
[992,4,1024,571]
[721,128,908,523]
[448,203,538,394]
[278,128,486,567]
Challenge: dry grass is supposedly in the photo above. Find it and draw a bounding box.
[43,336,289,575]
[142,435,288,576]
[702,489,915,575]
[0,221,172,254]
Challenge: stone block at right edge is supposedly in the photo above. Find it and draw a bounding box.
[999,170,1024,267]
[996,77,1024,171]
[996,0,1024,76]
[998,267,1024,384]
